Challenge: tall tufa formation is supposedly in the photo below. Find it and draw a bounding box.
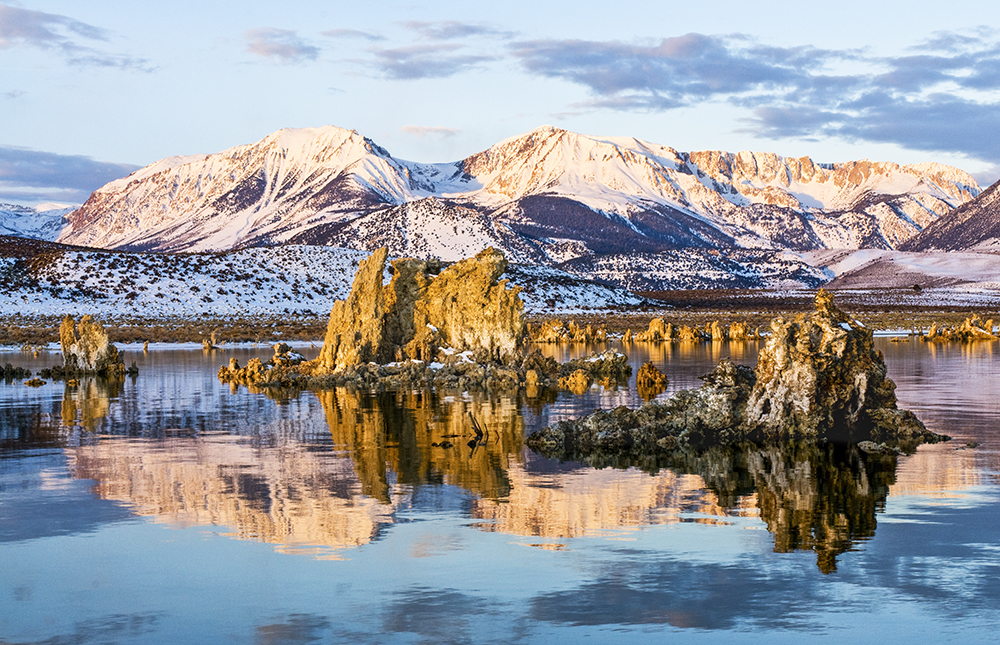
[745,289,899,437]
[317,247,525,373]
[59,315,129,377]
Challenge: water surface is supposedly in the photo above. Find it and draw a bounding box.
[1,340,998,643]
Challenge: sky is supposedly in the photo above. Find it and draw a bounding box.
[1,0,999,206]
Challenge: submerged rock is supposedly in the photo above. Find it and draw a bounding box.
[3,363,31,380]
[528,291,946,459]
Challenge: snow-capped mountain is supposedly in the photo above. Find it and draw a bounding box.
[900,179,1000,252]
[57,125,980,258]
[0,203,74,240]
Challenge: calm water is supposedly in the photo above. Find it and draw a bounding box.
[1,340,998,644]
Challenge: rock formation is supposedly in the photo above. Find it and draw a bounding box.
[634,318,673,342]
[528,291,946,459]
[530,320,607,343]
[922,316,997,342]
[317,247,524,372]
[220,247,536,391]
[52,315,133,378]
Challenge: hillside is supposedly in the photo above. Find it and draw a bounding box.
[0,239,647,319]
[900,180,1000,251]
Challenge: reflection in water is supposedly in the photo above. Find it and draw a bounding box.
[734,442,895,574]
[69,434,402,558]
[56,380,900,571]
[319,389,525,501]
[61,376,124,431]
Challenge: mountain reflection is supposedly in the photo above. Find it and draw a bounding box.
[60,384,899,570]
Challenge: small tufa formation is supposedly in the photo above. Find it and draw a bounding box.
[636,362,668,400]
[528,291,945,460]
[57,315,133,378]
[530,320,607,343]
[631,318,756,342]
[922,316,996,342]
[634,318,673,342]
[317,247,525,373]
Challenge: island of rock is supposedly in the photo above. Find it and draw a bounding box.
[527,291,946,460]
[220,247,583,390]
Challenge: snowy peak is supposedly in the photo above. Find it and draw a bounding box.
[0,202,75,240]
[57,125,981,254]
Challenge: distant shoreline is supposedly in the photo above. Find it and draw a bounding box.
[3,287,999,346]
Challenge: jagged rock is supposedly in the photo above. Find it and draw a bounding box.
[676,325,703,342]
[25,377,45,387]
[922,315,997,342]
[316,247,524,373]
[272,343,305,367]
[221,248,535,391]
[560,349,632,381]
[528,291,947,459]
[530,320,607,343]
[635,318,673,342]
[728,321,752,340]
[55,315,128,378]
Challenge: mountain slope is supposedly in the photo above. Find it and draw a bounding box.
[56,125,980,258]
[900,180,1000,251]
[60,127,423,252]
[1,203,74,240]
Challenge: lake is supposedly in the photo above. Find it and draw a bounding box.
[1,339,998,644]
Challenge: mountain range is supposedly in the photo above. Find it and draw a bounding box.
[57,125,980,261]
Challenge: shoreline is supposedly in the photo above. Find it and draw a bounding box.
[5,286,1000,346]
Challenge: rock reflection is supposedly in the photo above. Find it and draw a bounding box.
[68,434,404,558]
[59,385,900,571]
[318,388,524,501]
[60,376,124,431]
[524,441,897,574]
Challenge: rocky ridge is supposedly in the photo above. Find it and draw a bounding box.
[527,291,945,460]
[56,126,978,261]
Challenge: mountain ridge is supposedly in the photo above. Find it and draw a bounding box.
[900,179,1000,252]
[55,125,980,259]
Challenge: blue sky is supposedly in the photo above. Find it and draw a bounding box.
[1,0,998,205]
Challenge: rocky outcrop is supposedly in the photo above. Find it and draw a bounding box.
[630,318,758,342]
[530,320,607,343]
[46,315,135,378]
[528,291,946,459]
[634,318,673,342]
[220,248,536,391]
[922,316,997,342]
[317,247,524,372]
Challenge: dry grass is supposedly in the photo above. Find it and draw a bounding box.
[0,314,329,346]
